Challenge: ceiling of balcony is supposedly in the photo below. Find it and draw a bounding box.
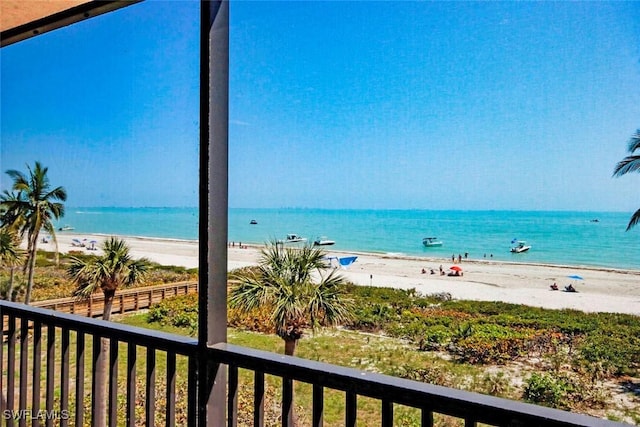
[1,0,139,47]
[1,0,89,32]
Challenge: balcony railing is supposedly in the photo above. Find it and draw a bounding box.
[0,300,625,427]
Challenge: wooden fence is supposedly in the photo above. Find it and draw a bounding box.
[31,281,198,318]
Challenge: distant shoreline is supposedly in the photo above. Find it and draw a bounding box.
[38,232,640,316]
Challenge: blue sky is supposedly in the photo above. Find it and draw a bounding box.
[1,1,639,211]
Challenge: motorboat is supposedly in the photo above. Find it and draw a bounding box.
[279,234,307,244]
[249,220,258,225]
[422,237,443,247]
[510,241,531,253]
[313,236,335,246]
[59,225,75,231]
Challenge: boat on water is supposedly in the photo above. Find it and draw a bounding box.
[313,236,335,246]
[58,225,75,231]
[249,219,258,225]
[510,241,531,253]
[422,237,443,247]
[278,234,307,244]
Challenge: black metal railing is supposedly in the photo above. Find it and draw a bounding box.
[1,301,626,427]
[0,300,198,427]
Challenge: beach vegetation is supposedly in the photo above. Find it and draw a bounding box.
[613,128,640,230]
[0,226,25,301]
[146,279,639,421]
[0,248,197,302]
[0,162,67,304]
[228,242,353,357]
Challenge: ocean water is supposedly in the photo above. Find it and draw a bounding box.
[55,208,640,270]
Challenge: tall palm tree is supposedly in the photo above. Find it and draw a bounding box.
[67,236,149,427]
[230,242,352,356]
[1,162,66,304]
[613,129,640,231]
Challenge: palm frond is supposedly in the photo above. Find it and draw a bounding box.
[626,208,640,231]
[229,276,274,312]
[627,129,640,153]
[613,155,640,177]
[309,269,352,327]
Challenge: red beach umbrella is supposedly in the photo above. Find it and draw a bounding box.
[450,266,462,271]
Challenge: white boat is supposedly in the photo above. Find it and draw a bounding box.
[510,241,531,253]
[279,234,307,244]
[422,237,443,247]
[313,236,335,246]
[59,225,75,231]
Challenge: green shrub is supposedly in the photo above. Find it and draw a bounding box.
[523,373,574,409]
[148,293,199,335]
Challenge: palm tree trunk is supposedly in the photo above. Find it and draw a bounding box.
[7,267,15,301]
[283,338,299,426]
[284,338,297,356]
[24,237,38,305]
[103,290,115,321]
[94,337,109,427]
[94,291,115,427]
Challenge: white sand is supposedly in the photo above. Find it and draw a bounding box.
[42,233,640,316]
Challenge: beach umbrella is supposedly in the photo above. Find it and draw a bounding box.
[450,266,462,272]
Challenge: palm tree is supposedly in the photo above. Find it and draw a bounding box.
[613,129,640,231]
[67,236,149,427]
[1,162,66,304]
[0,227,24,301]
[230,242,352,356]
[68,236,149,321]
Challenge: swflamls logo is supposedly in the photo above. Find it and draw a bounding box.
[2,410,70,420]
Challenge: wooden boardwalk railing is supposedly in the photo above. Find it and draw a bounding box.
[31,281,198,318]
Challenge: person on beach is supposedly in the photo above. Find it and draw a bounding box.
[550,283,558,291]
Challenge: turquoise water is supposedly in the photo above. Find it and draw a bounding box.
[56,208,639,270]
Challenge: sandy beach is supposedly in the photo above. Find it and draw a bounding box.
[42,233,640,316]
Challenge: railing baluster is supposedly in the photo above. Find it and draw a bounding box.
[421,407,434,427]
[45,324,55,427]
[312,384,323,427]
[61,328,70,427]
[227,365,238,427]
[126,343,137,427]
[253,371,264,427]
[18,318,28,427]
[75,332,85,427]
[381,400,393,427]
[7,315,16,427]
[282,377,293,427]
[345,391,356,427]
[166,353,176,427]
[7,314,16,427]
[187,355,197,427]
[146,348,156,427]
[31,322,42,421]
[109,338,119,427]
[91,335,106,427]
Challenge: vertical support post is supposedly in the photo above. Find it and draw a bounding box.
[198,1,229,427]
